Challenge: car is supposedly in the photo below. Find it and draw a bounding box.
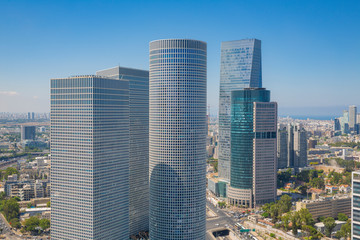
[215,223,220,226]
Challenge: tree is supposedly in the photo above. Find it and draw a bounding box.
[27,203,33,208]
[39,218,50,230]
[281,212,292,231]
[24,216,40,232]
[3,198,19,221]
[323,217,336,237]
[12,196,20,202]
[5,167,18,178]
[337,213,348,221]
[299,208,314,226]
[9,218,21,229]
[270,204,280,223]
[291,211,301,235]
[46,201,50,207]
[278,195,292,214]
[302,225,322,240]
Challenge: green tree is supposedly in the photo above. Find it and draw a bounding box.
[323,217,336,237]
[281,212,292,231]
[335,220,351,239]
[291,211,301,235]
[299,208,315,226]
[278,195,292,214]
[39,218,50,230]
[337,213,348,221]
[9,218,21,229]
[46,201,50,207]
[270,204,280,223]
[3,198,19,221]
[24,216,40,232]
[302,225,322,240]
[5,167,18,177]
[27,203,33,208]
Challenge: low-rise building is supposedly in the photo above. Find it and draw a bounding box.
[296,195,351,220]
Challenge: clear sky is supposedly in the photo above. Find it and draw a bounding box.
[0,0,359,117]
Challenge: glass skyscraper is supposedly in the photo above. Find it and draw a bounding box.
[96,66,149,236]
[51,76,129,239]
[218,39,262,181]
[149,39,207,240]
[228,88,277,208]
[352,171,360,239]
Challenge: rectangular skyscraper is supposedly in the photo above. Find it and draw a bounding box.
[352,171,360,239]
[228,88,277,208]
[21,126,36,141]
[96,66,149,236]
[349,105,357,132]
[218,39,262,180]
[51,76,129,239]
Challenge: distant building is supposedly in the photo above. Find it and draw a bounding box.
[334,118,341,131]
[31,112,35,120]
[27,112,31,120]
[294,124,307,168]
[227,88,277,208]
[352,171,360,239]
[349,105,357,132]
[340,110,349,134]
[21,126,36,141]
[308,138,318,149]
[218,39,263,181]
[277,126,288,169]
[296,196,351,220]
[277,124,307,169]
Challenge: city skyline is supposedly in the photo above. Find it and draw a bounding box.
[1,0,360,115]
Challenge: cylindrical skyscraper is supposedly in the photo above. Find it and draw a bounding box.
[149,39,207,240]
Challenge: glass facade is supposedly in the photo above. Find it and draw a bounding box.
[230,89,270,189]
[149,39,207,240]
[51,76,129,240]
[96,67,149,236]
[353,172,360,239]
[218,39,262,180]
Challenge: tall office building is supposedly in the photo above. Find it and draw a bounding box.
[352,171,360,239]
[27,112,31,120]
[277,124,307,169]
[149,39,207,239]
[96,66,149,236]
[32,112,35,120]
[277,126,288,169]
[340,110,349,134]
[334,118,341,131]
[21,126,36,141]
[218,39,262,180]
[349,105,357,132]
[51,76,129,239]
[228,88,277,208]
[293,124,307,168]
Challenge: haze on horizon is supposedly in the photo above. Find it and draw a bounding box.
[0,0,359,116]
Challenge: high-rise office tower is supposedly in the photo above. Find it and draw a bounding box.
[21,126,36,141]
[352,171,360,239]
[340,110,349,134]
[51,76,129,239]
[27,112,31,120]
[349,105,357,132]
[149,39,207,239]
[32,112,35,120]
[96,66,149,236]
[218,39,262,181]
[228,88,277,208]
[334,118,341,131]
[277,124,307,169]
[277,126,288,169]
[293,124,307,168]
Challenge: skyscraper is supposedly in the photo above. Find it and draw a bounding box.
[277,126,288,169]
[149,39,207,239]
[352,171,360,239]
[21,126,36,141]
[218,39,262,181]
[293,124,307,168]
[349,105,357,132]
[96,66,149,236]
[277,124,307,169]
[228,88,277,208]
[51,76,129,239]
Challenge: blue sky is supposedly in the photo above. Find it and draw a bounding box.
[0,0,359,117]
